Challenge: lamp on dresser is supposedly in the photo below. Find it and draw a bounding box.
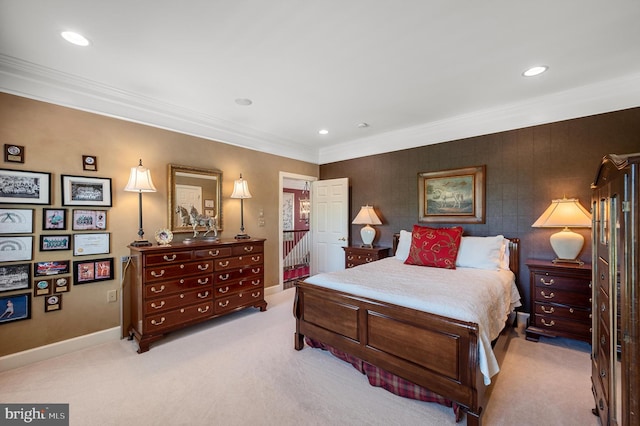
[531,196,592,265]
[352,205,382,248]
[230,173,252,239]
[124,159,157,247]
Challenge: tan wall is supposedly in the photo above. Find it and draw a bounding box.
[0,93,318,356]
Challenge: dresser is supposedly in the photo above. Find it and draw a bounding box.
[343,246,390,268]
[127,238,267,353]
[591,153,639,425]
[525,259,592,343]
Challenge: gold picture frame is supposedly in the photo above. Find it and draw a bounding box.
[418,165,485,224]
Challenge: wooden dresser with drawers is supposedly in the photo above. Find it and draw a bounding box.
[127,238,267,353]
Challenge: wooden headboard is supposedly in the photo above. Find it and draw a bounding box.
[392,233,520,283]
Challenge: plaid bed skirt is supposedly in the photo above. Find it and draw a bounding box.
[305,337,463,422]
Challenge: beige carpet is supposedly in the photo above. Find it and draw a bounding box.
[0,289,599,425]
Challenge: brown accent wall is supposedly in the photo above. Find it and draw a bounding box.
[0,93,318,356]
[320,107,640,311]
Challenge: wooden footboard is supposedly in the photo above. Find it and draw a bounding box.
[294,282,488,425]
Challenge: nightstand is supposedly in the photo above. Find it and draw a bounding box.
[525,259,592,343]
[343,246,390,268]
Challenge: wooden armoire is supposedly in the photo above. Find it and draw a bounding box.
[591,153,639,425]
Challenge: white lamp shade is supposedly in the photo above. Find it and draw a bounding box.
[124,161,157,192]
[352,205,382,225]
[230,175,252,199]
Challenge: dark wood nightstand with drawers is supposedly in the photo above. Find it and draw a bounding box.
[525,259,592,343]
[343,246,390,268]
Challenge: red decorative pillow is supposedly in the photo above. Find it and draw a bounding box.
[404,225,463,269]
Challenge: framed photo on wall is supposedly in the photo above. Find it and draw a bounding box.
[0,169,51,205]
[43,209,67,230]
[0,263,31,293]
[0,292,31,324]
[40,234,71,252]
[418,165,486,224]
[34,260,70,277]
[72,209,106,230]
[0,236,33,262]
[4,144,25,163]
[61,175,112,207]
[73,257,114,285]
[0,208,33,234]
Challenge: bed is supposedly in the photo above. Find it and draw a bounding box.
[293,229,521,425]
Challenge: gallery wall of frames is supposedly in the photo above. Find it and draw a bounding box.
[0,149,114,325]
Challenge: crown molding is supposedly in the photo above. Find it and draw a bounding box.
[318,72,640,164]
[0,54,318,163]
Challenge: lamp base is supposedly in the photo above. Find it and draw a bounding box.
[130,239,152,247]
[360,224,376,248]
[549,228,584,263]
[235,233,251,240]
[552,257,585,266]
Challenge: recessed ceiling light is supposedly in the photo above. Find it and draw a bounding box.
[318,129,329,135]
[522,66,548,77]
[61,31,90,47]
[235,98,253,106]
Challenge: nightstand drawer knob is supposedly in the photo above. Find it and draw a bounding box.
[541,319,555,327]
[540,278,555,286]
[540,291,555,299]
[541,306,554,314]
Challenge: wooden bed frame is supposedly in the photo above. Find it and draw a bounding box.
[293,236,519,426]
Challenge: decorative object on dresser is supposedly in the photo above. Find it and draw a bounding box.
[124,159,157,247]
[351,205,382,248]
[532,197,592,265]
[590,153,639,425]
[230,174,252,239]
[343,246,389,268]
[127,238,267,353]
[525,259,592,343]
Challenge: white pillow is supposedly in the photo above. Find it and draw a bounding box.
[500,239,510,270]
[395,230,412,261]
[456,235,505,270]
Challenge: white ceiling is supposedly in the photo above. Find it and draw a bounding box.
[1,1,639,164]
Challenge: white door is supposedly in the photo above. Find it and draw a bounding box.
[311,178,349,274]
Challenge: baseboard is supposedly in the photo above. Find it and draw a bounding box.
[0,327,120,373]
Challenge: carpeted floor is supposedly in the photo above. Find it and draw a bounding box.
[0,289,599,425]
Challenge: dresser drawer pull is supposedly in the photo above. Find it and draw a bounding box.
[151,317,166,326]
[252,268,261,274]
[218,286,229,294]
[163,255,176,261]
[151,270,165,278]
[209,250,220,256]
[540,278,554,286]
[218,260,230,267]
[198,306,210,314]
[347,263,355,268]
[198,264,210,271]
[197,278,209,285]
[198,291,209,298]
[151,301,165,309]
[218,300,229,308]
[243,246,254,253]
[218,273,230,281]
[540,291,554,299]
[251,292,261,298]
[541,306,554,314]
[541,319,555,327]
[150,285,165,293]
[251,256,261,262]
[347,255,354,260]
[365,258,373,263]
[252,279,261,286]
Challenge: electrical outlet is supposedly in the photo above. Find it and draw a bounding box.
[107,289,117,303]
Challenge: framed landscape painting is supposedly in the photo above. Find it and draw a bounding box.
[418,165,485,224]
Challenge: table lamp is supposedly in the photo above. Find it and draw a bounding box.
[352,205,382,248]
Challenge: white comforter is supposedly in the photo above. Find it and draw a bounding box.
[304,257,522,385]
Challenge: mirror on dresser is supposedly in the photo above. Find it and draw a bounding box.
[168,164,223,234]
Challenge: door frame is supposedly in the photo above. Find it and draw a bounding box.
[279,171,317,292]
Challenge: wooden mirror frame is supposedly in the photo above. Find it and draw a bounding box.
[168,164,223,234]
